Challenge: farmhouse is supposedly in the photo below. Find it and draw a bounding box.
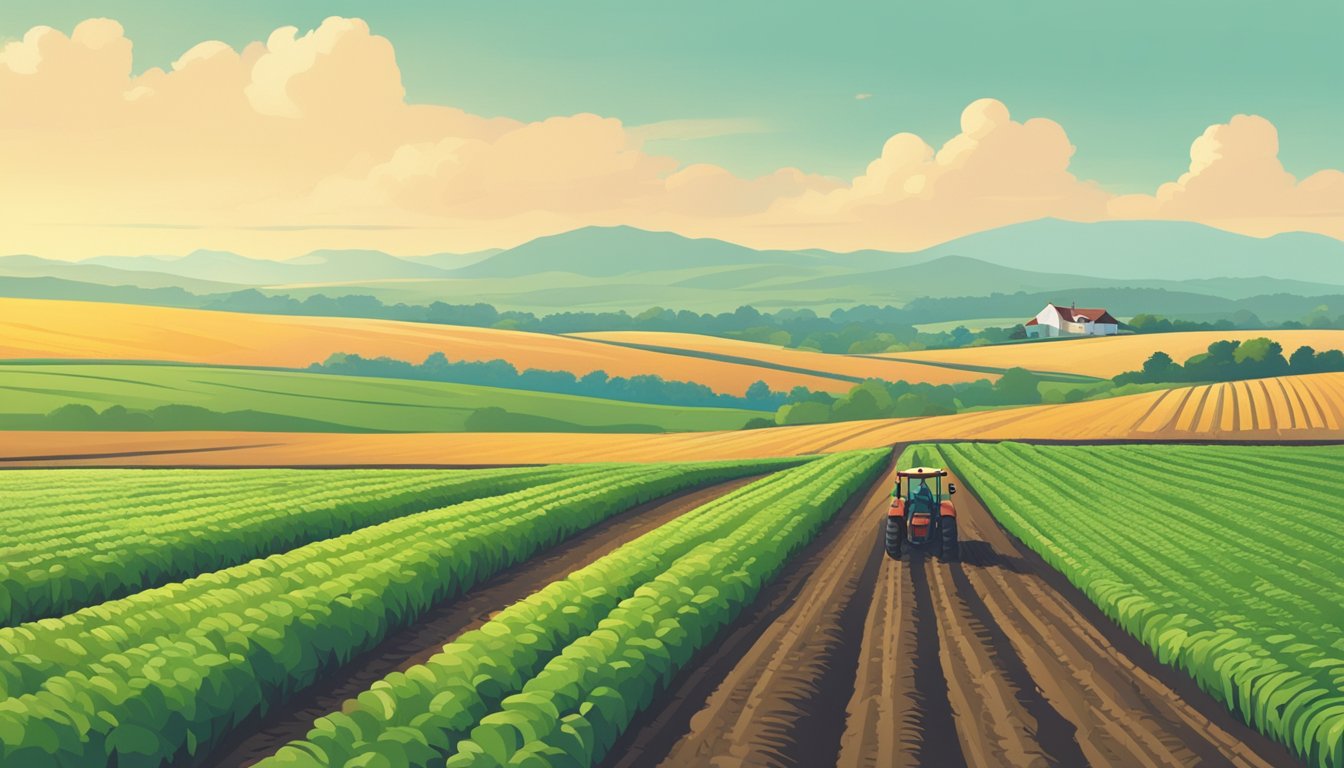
[1025,303,1119,338]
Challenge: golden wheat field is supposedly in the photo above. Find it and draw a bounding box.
[570,331,991,384]
[0,299,849,394]
[884,330,1344,378]
[5,372,1339,467]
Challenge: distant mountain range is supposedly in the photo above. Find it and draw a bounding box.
[2,219,1342,314]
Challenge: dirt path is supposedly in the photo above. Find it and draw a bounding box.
[609,456,1301,768]
[205,475,761,768]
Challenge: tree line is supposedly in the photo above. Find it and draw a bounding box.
[1116,338,1344,385]
[309,352,801,411]
[749,368,1047,427]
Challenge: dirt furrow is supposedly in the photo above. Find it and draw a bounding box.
[206,475,762,768]
[605,454,900,768]
[835,545,916,768]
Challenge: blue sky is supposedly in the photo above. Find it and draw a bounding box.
[2,0,1340,192]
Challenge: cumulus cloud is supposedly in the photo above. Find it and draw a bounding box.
[729,98,1111,250]
[1108,115,1344,239]
[0,17,1340,260]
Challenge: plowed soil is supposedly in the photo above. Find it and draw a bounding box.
[606,455,1299,768]
[205,476,761,768]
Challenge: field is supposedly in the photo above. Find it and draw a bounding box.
[6,372,1341,467]
[0,299,862,395]
[569,331,995,384]
[883,329,1344,378]
[3,445,1326,768]
[0,363,761,433]
[0,452,870,766]
[935,442,1344,768]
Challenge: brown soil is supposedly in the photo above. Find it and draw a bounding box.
[606,457,1301,768]
[203,475,761,768]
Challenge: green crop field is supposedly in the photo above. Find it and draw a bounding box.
[0,363,762,433]
[265,448,886,767]
[0,465,607,625]
[0,454,837,766]
[930,441,1344,768]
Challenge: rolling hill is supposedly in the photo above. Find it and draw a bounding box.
[0,298,872,394]
[0,363,759,433]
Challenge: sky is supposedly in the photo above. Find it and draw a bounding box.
[1,1,1341,259]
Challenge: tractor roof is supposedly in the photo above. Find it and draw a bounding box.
[898,466,948,478]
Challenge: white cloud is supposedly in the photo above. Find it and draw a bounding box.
[1108,115,1344,239]
[1,17,1340,261]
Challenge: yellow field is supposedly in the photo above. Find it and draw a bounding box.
[6,372,1339,467]
[883,330,1344,378]
[0,299,848,395]
[570,331,992,384]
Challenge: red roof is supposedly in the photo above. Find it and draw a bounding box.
[1042,303,1118,325]
[1025,318,1039,326]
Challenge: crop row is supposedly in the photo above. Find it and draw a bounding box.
[936,441,1344,768]
[258,448,889,768]
[0,456,800,767]
[1,465,599,626]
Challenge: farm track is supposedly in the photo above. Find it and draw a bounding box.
[610,453,1300,768]
[205,475,763,768]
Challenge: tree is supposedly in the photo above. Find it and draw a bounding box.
[1231,337,1288,378]
[1140,351,1180,382]
[993,367,1043,404]
[745,381,773,403]
[774,401,831,426]
[832,389,882,421]
[891,392,929,417]
[46,403,99,428]
[1289,345,1318,374]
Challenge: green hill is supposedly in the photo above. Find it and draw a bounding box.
[0,363,760,433]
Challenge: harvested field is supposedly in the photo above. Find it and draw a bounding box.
[571,331,993,384]
[5,373,1341,467]
[0,299,848,394]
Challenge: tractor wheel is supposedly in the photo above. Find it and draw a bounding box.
[884,516,904,560]
[939,517,959,562]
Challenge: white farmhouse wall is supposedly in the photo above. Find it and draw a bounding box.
[1027,304,1119,338]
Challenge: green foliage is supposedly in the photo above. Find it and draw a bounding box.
[0,466,594,626]
[771,370,1047,426]
[260,449,887,768]
[936,441,1344,768]
[990,367,1043,405]
[1116,337,1344,385]
[0,457,802,766]
[311,352,789,412]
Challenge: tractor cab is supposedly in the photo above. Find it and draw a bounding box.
[894,468,954,513]
[885,466,959,561]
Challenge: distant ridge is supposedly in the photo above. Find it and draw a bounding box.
[914,219,1344,283]
[3,219,1342,312]
[448,225,820,278]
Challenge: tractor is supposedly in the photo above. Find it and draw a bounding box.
[885,466,958,561]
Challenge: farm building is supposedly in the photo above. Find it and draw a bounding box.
[1025,302,1119,338]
